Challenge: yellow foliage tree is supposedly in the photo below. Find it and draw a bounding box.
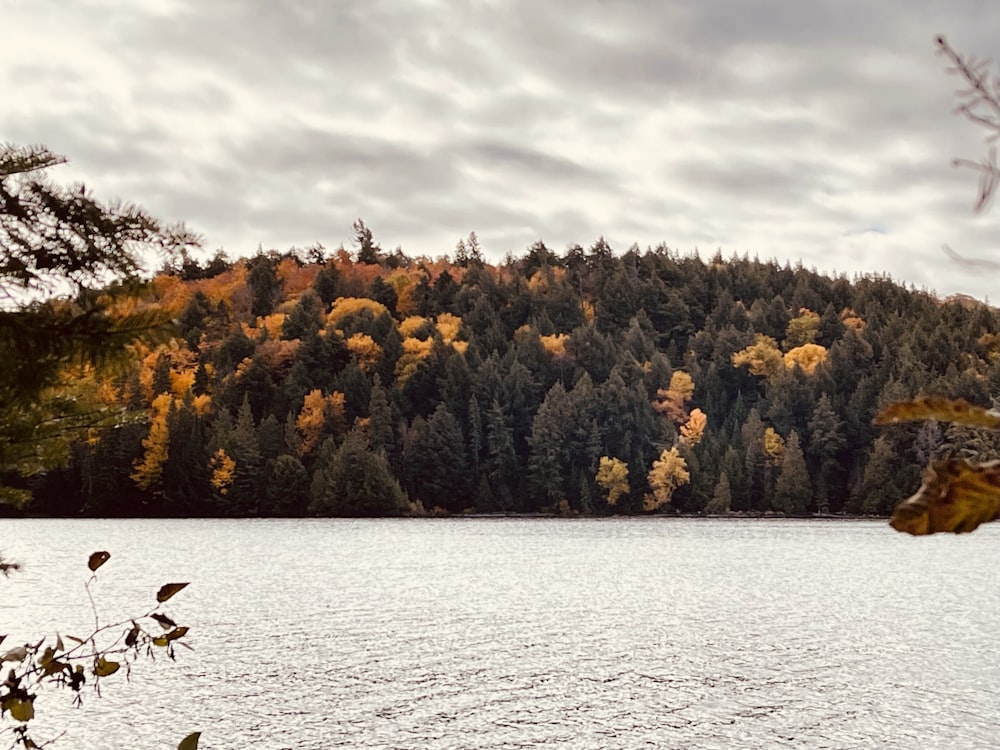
[395,336,435,382]
[399,315,430,337]
[296,389,347,455]
[169,369,196,397]
[645,446,691,511]
[210,448,236,495]
[192,394,212,416]
[346,333,383,373]
[679,408,707,446]
[652,371,695,423]
[326,296,390,328]
[764,427,785,466]
[596,456,630,505]
[131,393,172,490]
[436,313,463,344]
[732,334,784,379]
[539,333,569,360]
[256,312,286,339]
[783,343,828,374]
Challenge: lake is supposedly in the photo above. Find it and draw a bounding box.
[0,518,998,749]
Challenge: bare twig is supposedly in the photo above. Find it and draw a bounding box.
[936,35,1000,213]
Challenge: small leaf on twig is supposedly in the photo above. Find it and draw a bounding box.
[88,550,110,571]
[125,622,141,647]
[890,458,1000,535]
[156,582,189,603]
[5,697,34,722]
[151,613,177,630]
[1,645,27,663]
[164,626,189,642]
[94,657,120,677]
[178,732,201,750]
[875,396,1000,428]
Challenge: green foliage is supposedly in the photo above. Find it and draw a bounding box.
[5,188,1000,517]
[0,143,197,497]
[774,431,811,515]
[308,430,406,516]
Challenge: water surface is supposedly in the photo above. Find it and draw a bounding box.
[1,518,997,749]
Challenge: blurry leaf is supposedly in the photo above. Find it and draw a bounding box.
[151,613,177,630]
[42,658,69,677]
[94,657,120,677]
[38,645,55,666]
[55,633,63,651]
[1,645,27,663]
[177,732,201,750]
[890,458,1000,535]
[152,635,169,647]
[875,397,1000,429]
[125,622,141,647]
[7,697,34,722]
[0,634,5,647]
[164,626,189,642]
[156,582,189,603]
[65,634,85,645]
[87,550,111,571]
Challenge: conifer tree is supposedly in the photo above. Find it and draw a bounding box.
[774,431,810,515]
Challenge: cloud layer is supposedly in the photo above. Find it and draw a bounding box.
[4,0,1000,301]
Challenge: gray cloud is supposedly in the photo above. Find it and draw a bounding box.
[3,0,1000,301]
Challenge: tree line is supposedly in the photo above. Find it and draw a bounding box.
[13,225,998,518]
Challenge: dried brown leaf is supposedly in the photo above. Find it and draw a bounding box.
[156,582,189,603]
[87,550,110,572]
[889,458,1000,535]
[874,396,1000,429]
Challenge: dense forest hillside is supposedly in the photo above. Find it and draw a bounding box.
[20,227,1000,517]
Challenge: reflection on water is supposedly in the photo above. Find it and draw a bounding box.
[1,518,998,749]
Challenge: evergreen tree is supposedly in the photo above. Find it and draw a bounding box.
[774,430,810,515]
[367,375,396,457]
[862,436,897,515]
[806,394,845,514]
[309,431,406,516]
[225,396,263,515]
[485,400,518,511]
[247,252,281,319]
[404,404,470,512]
[262,454,309,516]
[705,471,732,514]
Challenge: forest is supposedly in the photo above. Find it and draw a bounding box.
[9,222,1000,518]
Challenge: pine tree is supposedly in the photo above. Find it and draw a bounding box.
[806,394,845,514]
[225,396,263,515]
[862,436,897,515]
[309,430,405,516]
[774,430,811,515]
[705,471,732,514]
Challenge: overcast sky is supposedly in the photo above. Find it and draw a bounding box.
[4,0,999,302]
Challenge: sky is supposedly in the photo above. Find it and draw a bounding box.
[4,0,1000,302]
